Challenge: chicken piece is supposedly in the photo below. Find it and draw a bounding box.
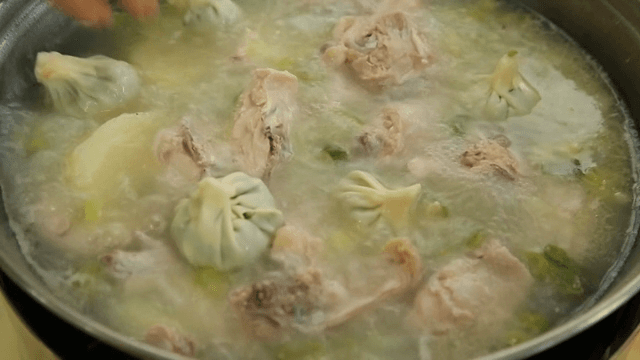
[231,68,298,180]
[322,10,432,88]
[410,240,533,336]
[154,121,211,182]
[356,108,405,157]
[460,139,519,180]
[229,238,422,340]
[100,232,175,280]
[145,324,197,357]
[271,225,324,266]
[228,267,330,340]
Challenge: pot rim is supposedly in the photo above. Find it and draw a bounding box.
[0,1,639,359]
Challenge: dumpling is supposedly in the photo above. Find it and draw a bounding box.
[484,51,541,120]
[322,9,432,88]
[231,68,298,180]
[182,0,242,28]
[170,172,285,270]
[335,170,421,231]
[34,52,141,118]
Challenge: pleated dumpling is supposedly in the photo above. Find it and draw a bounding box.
[170,172,284,270]
[34,52,141,117]
[484,51,541,120]
[335,170,421,231]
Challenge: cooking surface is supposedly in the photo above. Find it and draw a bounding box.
[613,325,640,360]
[0,289,57,360]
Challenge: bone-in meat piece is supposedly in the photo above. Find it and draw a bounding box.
[231,68,298,180]
[323,10,431,87]
[145,324,197,357]
[100,232,174,280]
[460,139,519,180]
[154,121,210,182]
[357,107,405,157]
[229,238,422,340]
[410,240,533,335]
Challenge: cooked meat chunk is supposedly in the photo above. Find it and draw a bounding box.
[410,240,533,335]
[228,267,331,340]
[154,121,210,182]
[323,10,431,87]
[145,324,197,357]
[460,139,519,180]
[231,68,298,180]
[229,238,422,340]
[101,232,174,280]
[356,107,405,157]
[271,225,324,266]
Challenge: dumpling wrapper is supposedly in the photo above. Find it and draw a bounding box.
[484,51,541,120]
[34,52,141,118]
[335,170,421,231]
[182,0,242,28]
[171,172,284,270]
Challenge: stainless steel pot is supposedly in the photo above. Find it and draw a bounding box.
[0,0,639,359]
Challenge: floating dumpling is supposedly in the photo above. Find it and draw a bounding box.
[170,172,284,270]
[34,52,141,118]
[484,51,541,120]
[335,170,421,231]
[322,9,432,88]
[231,68,298,180]
[182,0,242,28]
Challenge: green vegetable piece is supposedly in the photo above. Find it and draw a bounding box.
[194,267,230,299]
[525,246,584,296]
[274,340,326,360]
[327,336,359,360]
[517,312,550,334]
[465,230,488,250]
[323,145,349,161]
[84,198,103,223]
[505,330,529,346]
[524,252,552,282]
[543,244,574,269]
[582,166,631,204]
[504,312,550,346]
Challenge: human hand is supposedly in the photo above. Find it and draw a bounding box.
[48,0,159,28]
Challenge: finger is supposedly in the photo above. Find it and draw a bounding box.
[48,0,113,28]
[118,0,160,19]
